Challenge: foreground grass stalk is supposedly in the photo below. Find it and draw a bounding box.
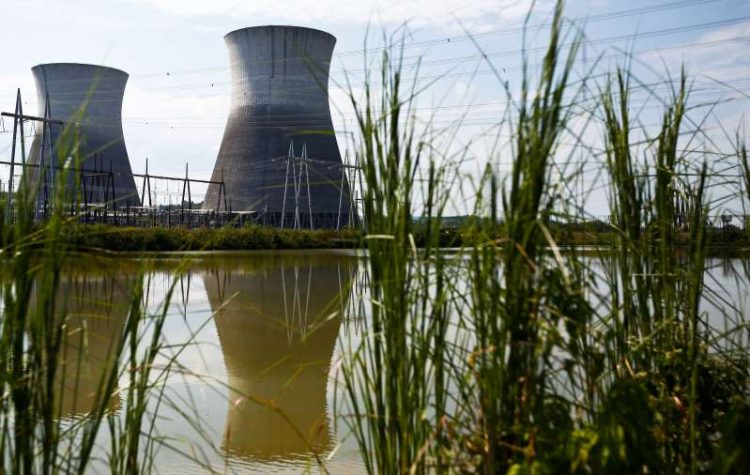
[0,101,188,474]
[340,28,457,474]
[501,0,580,453]
[601,68,649,347]
[599,59,747,472]
[341,1,750,473]
[464,2,589,471]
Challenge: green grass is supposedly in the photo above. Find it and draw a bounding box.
[55,224,361,252]
[3,220,746,254]
[339,1,750,474]
[0,105,215,474]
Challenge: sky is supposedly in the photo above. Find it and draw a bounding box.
[1,0,749,216]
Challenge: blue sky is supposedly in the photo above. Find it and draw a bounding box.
[1,0,749,215]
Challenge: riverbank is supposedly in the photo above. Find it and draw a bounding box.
[2,222,748,253]
[28,224,361,252]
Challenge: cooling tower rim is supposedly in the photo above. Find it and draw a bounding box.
[31,63,129,79]
[224,25,336,43]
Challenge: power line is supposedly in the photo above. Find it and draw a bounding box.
[2,0,723,92]
[7,78,748,133]
[78,17,750,97]
[129,0,720,78]
[6,16,749,111]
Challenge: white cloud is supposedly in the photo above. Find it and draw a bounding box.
[638,23,750,82]
[124,0,551,33]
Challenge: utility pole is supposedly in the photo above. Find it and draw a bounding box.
[37,97,57,219]
[141,158,153,208]
[293,146,302,229]
[181,162,191,226]
[336,149,362,230]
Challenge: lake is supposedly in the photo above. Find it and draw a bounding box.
[18,250,750,473]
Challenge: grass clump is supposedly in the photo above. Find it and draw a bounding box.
[339,1,750,473]
[0,223,362,252]
[338,25,457,474]
[0,109,209,473]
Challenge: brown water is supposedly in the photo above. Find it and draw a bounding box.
[46,250,366,474]
[23,250,750,474]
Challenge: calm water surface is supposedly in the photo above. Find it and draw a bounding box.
[30,251,750,473]
[49,251,365,474]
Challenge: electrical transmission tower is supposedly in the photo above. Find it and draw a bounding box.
[1,89,63,221]
[281,141,314,230]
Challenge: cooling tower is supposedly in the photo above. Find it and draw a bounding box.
[204,26,354,228]
[29,63,140,206]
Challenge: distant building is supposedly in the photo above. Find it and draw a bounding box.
[28,63,140,207]
[204,26,355,228]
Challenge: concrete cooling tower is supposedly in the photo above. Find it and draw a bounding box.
[203,26,355,228]
[29,63,140,206]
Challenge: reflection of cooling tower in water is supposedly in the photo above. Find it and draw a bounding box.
[202,254,353,460]
[41,274,135,417]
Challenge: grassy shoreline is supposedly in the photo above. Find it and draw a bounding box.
[3,222,748,254]
[3,223,361,252]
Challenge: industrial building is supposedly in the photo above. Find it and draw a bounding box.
[28,63,141,207]
[203,26,355,228]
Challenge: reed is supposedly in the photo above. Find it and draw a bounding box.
[0,1,748,472]
[0,104,208,473]
[340,1,750,473]
[337,25,460,473]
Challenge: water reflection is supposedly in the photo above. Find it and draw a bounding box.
[201,253,356,461]
[3,251,744,473]
[46,274,136,417]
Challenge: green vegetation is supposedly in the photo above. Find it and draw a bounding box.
[340,1,750,474]
[55,224,360,252]
[2,220,747,254]
[0,108,213,473]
